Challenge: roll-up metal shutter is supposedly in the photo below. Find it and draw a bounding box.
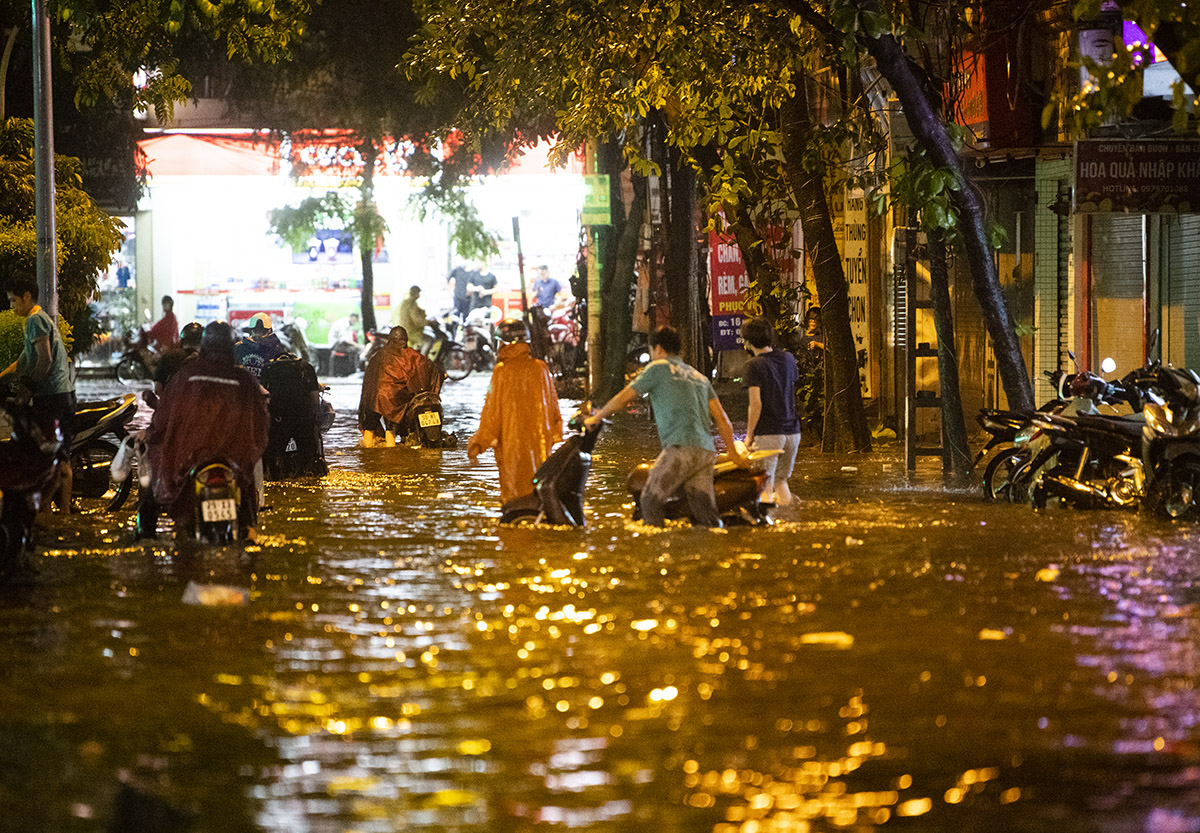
[1164,215,1200,368]
[1090,214,1145,374]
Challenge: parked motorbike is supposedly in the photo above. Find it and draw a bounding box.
[277,321,317,366]
[460,309,497,372]
[115,327,156,385]
[423,318,472,382]
[626,450,780,526]
[977,368,1074,500]
[1137,364,1200,519]
[1026,405,1147,510]
[500,412,605,526]
[71,393,140,511]
[0,400,62,573]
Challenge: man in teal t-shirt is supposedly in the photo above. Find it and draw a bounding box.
[1,271,75,509]
[586,325,747,526]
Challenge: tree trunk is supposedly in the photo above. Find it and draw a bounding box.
[358,141,378,332]
[928,229,971,474]
[600,160,647,402]
[855,17,1035,412]
[780,85,872,453]
[664,148,702,367]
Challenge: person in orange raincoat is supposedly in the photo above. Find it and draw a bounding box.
[468,318,563,504]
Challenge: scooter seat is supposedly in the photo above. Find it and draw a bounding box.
[715,448,781,475]
[74,395,135,431]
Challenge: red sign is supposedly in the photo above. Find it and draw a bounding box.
[709,231,749,351]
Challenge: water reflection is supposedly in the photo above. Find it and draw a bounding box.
[2,376,1200,830]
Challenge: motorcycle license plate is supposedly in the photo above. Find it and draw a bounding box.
[201,498,238,522]
[418,411,442,428]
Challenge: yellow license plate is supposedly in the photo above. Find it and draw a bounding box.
[418,411,441,428]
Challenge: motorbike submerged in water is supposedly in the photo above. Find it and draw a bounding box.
[627,449,781,526]
[500,413,605,526]
[171,460,250,544]
[400,390,456,448]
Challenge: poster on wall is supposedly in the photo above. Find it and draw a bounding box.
[843,188,873,397]
[709,231,749,351]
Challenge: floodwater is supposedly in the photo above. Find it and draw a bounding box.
[3,372,1200,832]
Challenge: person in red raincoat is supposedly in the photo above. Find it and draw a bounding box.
[468,318,563,504]
[358,326,445,447]
[147,321,270,532]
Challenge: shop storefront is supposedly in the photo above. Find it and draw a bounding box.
[132,132,585,345]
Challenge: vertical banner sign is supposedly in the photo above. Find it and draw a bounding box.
[581,175,612,226]
[709,231,749,351]
[844,188,873,397]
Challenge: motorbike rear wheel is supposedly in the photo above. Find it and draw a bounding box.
[116,355,149,385]
[443,346,472,381]
[1145,460,1200,520]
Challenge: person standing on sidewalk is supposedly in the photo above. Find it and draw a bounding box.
[1,271,75,510]
[585,325,748,527]
[741,316,801,506]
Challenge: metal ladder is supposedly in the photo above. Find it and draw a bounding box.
[899,227,952,472]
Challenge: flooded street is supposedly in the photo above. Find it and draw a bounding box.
[4,372,1200,832]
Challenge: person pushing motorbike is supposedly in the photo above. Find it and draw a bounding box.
[147,322,269,538]
[585,325,748,527]
[358,326,445,447]
[468,318,563,504]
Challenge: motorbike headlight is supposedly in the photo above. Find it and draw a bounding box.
[1144,403,1178,437]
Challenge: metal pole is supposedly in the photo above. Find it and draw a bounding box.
[32,0,57,316]
[512,216,529,318]
[586,140,602,394]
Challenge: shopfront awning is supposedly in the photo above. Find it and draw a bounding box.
[140,134,282,177]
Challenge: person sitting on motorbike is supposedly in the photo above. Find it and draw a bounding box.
[146,295,179,352]
[235,313,288,379]
[468,318,563,504]
[358,326,445,448]
[147,322,270,538]
[396,286,432,350]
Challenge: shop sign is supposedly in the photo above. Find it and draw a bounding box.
[582,174,611,226]
[844,188,873,397]
[1075,140,1200,213]
[709,231,749,352]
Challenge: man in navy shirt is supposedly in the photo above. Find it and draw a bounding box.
[742,316,801,506]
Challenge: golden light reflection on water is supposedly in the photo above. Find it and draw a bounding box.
[13,379,1200,830]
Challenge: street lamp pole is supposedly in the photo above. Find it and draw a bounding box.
[32,0,58,317]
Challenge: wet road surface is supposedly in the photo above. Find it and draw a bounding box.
[2,373,1200,832]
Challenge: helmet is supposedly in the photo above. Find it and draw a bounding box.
[497,317,529,343]
[1070,372,1104,399]
[180,322,203,345]
[245,312,273,334]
